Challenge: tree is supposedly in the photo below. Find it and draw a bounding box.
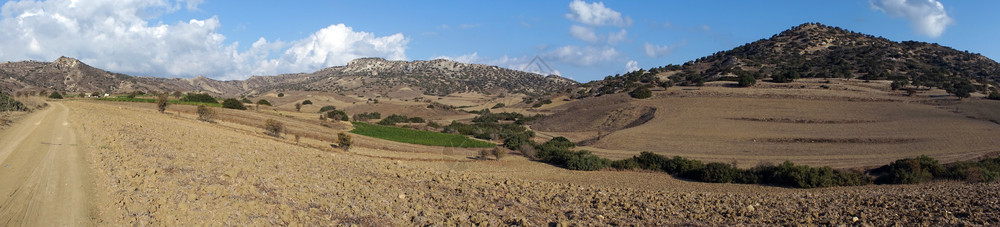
[221,98,247,110]
[295,103,302,112]
[172,91,182,99]
[318,105,336,112]
[737,74,757,87]
[337,132,352,151]
[240,97,252,103]
[302,100,312,105]
[256,99,272,106]
[988,91,1000,100]
[156,93,169,113]
[629,87,652,99]
[181,93,217,103]
[890,80,907,90]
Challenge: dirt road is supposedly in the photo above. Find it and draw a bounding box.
[0,102,91,226]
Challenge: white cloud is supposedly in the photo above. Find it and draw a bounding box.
[543,45,622,67]
[434,52,480,64]
[870,0,954,37]
[624,60,639,73]
[644,42,675,58]
[569,25,599,43]
[565,0,632,27]
[0,0,408,80]
[607,29,627,44]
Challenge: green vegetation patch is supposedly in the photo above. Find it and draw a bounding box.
[351,122,495,148]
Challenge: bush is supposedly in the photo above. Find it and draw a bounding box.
[988,92,1000,100]
[197,105,215,122]
[876,155,945,184]
[0,93,27,111]
[629,87,652,99]
[378,114,411,125]
[156,93,169,113]
[491,148,505,160]
[325,110,349,121]
[319,105,336,112]
[172,91,182,98]
[737,74,757,87]
[181,93,217,103]
[519,144,537,160]
[302,100,312,105]
[257,99,272,106]
[264,119,283,137]
[565,150,608,171]
[240,98,252,103]
[491,103,505,109]
[277,93,284,97]
[407,117,425,123]
[353,112,382,121]
[337,132,352,151]
[48,92,64,99]
[295,103,302,112]
[222,98,246,110]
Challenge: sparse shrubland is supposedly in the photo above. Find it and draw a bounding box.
[377,114,424,125]
[324,110,349,121]
[0,92,27,111]
[352,112,381,121]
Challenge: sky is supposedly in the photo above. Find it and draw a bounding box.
[0,0,997,82]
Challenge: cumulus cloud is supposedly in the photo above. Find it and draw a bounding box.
[565,0,632,27]
[0,0,408,80]
[543,45,622,67]
[644,42,675,58]
[870,0,954,37]
[624,60,639,73]
[569,25,599,43]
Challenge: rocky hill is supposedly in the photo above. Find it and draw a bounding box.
[575,22,1000,98]
[0,57,576,97]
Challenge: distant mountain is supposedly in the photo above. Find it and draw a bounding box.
[576,22,999,98]
[0,57,577,97]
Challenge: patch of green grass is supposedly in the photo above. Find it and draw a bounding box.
[350,122,495,148]
[96,97,222,107]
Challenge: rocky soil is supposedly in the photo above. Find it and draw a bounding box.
[66,101,1000,225]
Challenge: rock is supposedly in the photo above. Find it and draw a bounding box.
[852,216,859,223]
[747,205,755,213]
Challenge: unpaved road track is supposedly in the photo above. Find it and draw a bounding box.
[0,102,91,226]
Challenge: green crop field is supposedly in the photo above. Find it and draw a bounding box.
[350,122,496,148]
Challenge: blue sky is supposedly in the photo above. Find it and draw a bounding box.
[0,0,996,82]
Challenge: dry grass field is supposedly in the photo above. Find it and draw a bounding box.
[535,78,1000,168]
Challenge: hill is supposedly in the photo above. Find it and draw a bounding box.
[0,57,577,98]
[574,22,1000,99]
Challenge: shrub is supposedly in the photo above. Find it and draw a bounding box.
[408,117,425,123]
[378,114,411,125]
[988,91,1000,100]
[565,150,608,171]
[0,93,27,111]
[295,103,302,112]
[477,149,492,160]
[692,162,747,183]
[491,148,505,160]
[222,98,247,110]
[876,155,945,184]
[48,92,64,99]
[302,100,312,105]
[172,91,182,98]
[629,87,652,99]
[182,93,217,103]
[277,93,284,97]
[196,105,215,122]
[491,103,505,109]
[319,105,336,112]
[156,93,169,113]
[337,132,352,151]
[257,99,272,106]
[92,92,101,97]
[325,110,349,121]
[240,97,252,103]
[519,144,537,160]
[737,74,757,87]
[264,119,283,137]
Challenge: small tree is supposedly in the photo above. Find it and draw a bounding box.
[302,100,313,105]
[295,103,302,112]
[257,99,272,106]
[988,91,1000,100]
[172,91,182,99]
[737,74,757,87]
[264,119,283,137]
[337,132,352,151]
[318,105,336,112]
[222,98,247,110]
[277,93,284,97]
[197,105,215,122]
[240,97,252,103]
[491,148,505,160]
[156,93,169,113]
[629,87,652,99]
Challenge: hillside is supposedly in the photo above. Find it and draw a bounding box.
[574,22,1000,98]
[0,57,576,98]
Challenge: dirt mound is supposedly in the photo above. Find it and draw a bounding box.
[532,94,655,133]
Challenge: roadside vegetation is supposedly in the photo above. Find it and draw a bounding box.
[351,122,495,148]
